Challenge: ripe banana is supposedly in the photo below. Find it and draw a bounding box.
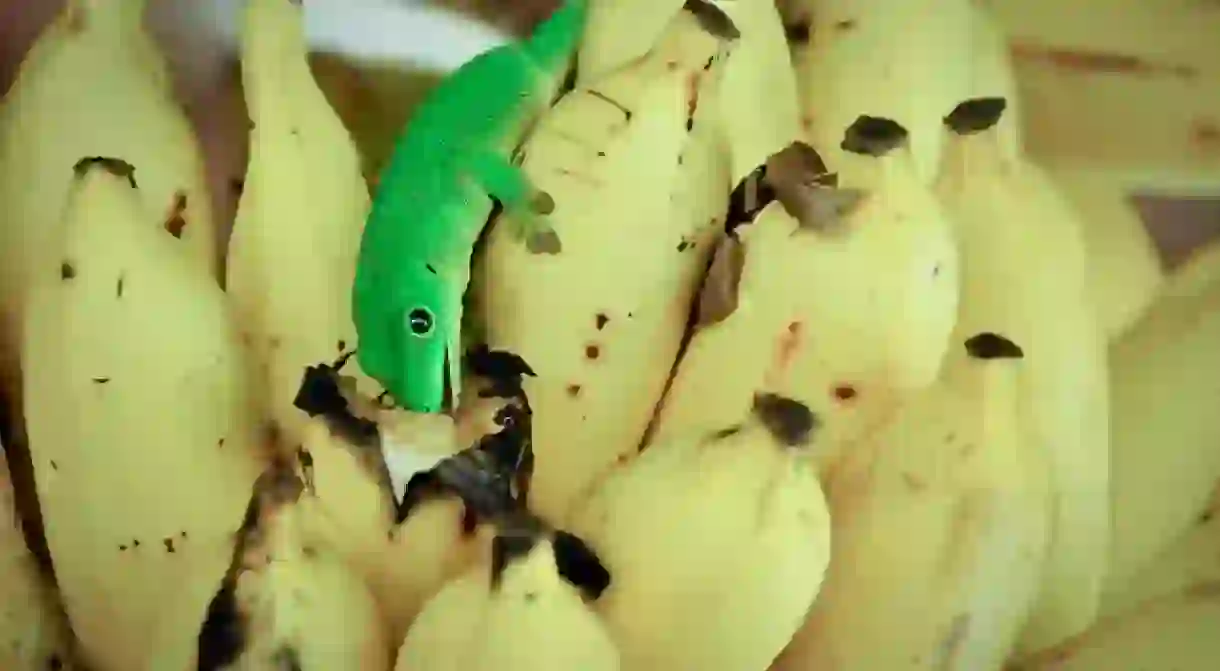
[775,333,1050,671]
[576,0,685,84]
[395,529,619,670]
[651,152,959,466]
[1,449,77,671]
[783,0,975,184]
[1102,242,1220,596]
[145,461,391,670]
[935,98,1111,653]
[20,158,263,671]
[226,0,377,452]
[1013,582,1220,671]
[1040,162,1164,340]
[1101,497,1220,618]
[0,0,216,401]
[471,6,735,521]
[570,393,830,671]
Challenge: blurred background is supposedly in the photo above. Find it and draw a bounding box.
[1,0,1217,266]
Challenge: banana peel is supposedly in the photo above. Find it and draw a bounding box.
[226,0,377,452]
[20,158,263,671]
[472,8,734,522]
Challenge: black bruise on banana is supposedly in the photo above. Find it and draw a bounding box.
[752,392,818,447]
[944,97,1008,135]
[72,156,138,189]
[963,332,1025,360]
[197,462,307,670]
[840,115,910,156]
[490,515,611,600]
[292,351,378,448]
[683,0,741,41]
[467,344,537,400]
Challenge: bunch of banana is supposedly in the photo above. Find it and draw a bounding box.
[936,98,1111,654]
[650,145,959,469]
[226,0,378,452]
[144,459,391,670]
[570,393,830,671]
[1101,238,1220,596]
[1040,162,1165,340]
[19,158,263,671]
[1,449,78,671]
[775,333,1050,671]
[395,527,619,671]
[781,0,976,185]
[471,2,737,522]
[0,0,216,407]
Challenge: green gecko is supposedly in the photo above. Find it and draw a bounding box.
[351,0,587,414]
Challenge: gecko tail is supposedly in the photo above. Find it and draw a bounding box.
[521,0,589,75]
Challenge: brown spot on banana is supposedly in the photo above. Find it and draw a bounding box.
[841,116,910,157]
[695,235,745,328]
[752,393,818,447]
[943,98,1008,135]
[164,191,189,238]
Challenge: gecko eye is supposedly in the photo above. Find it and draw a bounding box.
[406,307,435,337]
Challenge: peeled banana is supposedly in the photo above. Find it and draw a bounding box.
[395,529,619,670]
[145,461,390,670]
[571,393,830,671]
[472,6,735,521]
[936,98,1111,653]
[226,0,376,451]
[775,333,1050,671]
[1102,240,1220,596]
[784,0,975,184]
[1,448,77,671]
[20,158,263,671]
[0,0,216,402]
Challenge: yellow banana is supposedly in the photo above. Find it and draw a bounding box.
[775,333,1051,671]
[1102,497,1220,618]
[472,6,736,521]
[1040,162,1164,340]
[226,0,377,451]
[0,0,216,402]
[1013,582,1220,671]
[570,393,830,671]
[395,530,619,670]
[783,0,975,184]
[145,461,391,670]
[1,449,77,670]
[576,0,685,84]
[20,158,263,671]
[651,153,959,466]
[935,98,1111,653]
[1102,241,1220,596]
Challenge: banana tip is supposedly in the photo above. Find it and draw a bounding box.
[72,156,137,188]
[964,332,1024,360]
[751,393,818,447]
[944,97,1008,135]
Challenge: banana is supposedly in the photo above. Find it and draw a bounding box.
[1012,582,1220,671]
[1040,161,1164,340]
[395,528,619,670]
[1,448,77,671]
[1101,241,1220,597]
[651,149,959,468]
[471,6,736,521]
[226,0,377,452]
[0,0,216,403]
[774,333,1050,671]
[569,393,830,671]
[576,0,685,84]
[145,460,391,670]
[783,0,975,184]
[935,98,1111,652]
[1101,497,1220,618]
[19,158,263,671]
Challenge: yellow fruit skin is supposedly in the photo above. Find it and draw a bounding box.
[20,162,262,671]
[652,173,958,470]
[394,538,620,671]
[936,116,1111,653]
[1101,246,1220,596]
[570,407,831,671]
[576,0,686,84]
[226,0,377,451]
[0,0,216,402]
[784,0,975,184]
[1040,162,1164,340]
[775,335,1051,671]
[472,10,732,521]
[1,450,77,671]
